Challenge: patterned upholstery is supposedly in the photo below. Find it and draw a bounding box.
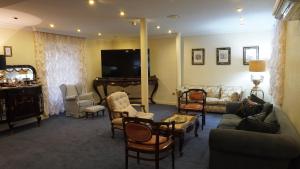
[178,85,243,113]
[106,92,154,138]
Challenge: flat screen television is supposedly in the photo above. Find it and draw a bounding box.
[101,49,150,78]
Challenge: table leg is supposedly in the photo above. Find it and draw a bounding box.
[195,119,199,137]
[179,134,184,156]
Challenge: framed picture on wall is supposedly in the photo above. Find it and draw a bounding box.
[216,47,231,65]
[3,46,12,57]
[243,46,259,65]
[192,48,205,65]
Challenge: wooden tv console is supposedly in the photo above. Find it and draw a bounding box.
[93,76,158,104]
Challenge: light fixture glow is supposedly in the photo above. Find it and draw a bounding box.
[98,32,102,36]
[89,0,95,5]
[77,29,81,32]
[237,8,243,12]
[168,30,172,34]
[156,25,160,29]
[49,24,55,28]
[120,11,125,16]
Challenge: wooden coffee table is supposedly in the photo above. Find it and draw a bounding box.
[162,113,199,156]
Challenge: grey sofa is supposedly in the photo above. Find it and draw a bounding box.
[209,102,300,169]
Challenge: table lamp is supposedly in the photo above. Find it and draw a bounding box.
[249,60,266,90]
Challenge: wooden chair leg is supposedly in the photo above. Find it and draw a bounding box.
[111,126,115,138]
[179,134,184,156]
[137,152,140,164]
[125,149,128,169]
[155,152,159,169]
[172,145,175,169]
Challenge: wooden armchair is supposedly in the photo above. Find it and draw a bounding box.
[106,92,154,138]
[122,117,175,169]
[178,88,207,130]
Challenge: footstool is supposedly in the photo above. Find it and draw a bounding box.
[84,105,105,118]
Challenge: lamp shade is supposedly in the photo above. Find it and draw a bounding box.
[249,60,266,72]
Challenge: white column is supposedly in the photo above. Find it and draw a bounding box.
[176,33,182,88]
[140,18,149,112]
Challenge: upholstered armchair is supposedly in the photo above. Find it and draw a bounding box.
[106,92,154,138]
[60,84,95,118]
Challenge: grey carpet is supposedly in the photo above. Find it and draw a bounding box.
[0,104,221,169]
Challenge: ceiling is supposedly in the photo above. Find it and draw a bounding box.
[0,0,276,38]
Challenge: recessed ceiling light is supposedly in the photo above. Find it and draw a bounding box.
[236,8,243,12]
[89,0,95,5]
[13,17,19,20]
[77,29,81,32]
[120,11,125,16]
[156,25,160,30]
[49,24,55,28]
[168,30,172,34]
[98,32,102,36]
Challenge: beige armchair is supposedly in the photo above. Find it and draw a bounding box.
[106,91,154,138]
[60,84,95,118]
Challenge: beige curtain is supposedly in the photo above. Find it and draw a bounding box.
[269,20,287,106]
[33,32,87,115]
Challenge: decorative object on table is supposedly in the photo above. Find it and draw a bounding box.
[192,48,205,65]
[249,60,266,99]
[216,47,231,65]
[243,46,259,65]
[3,46,13,57]
[164,114,188,124]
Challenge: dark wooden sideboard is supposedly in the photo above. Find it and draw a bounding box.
[0,85,44,130]
[93,76,158,104]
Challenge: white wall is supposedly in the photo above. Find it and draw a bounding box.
[183,31,273,101]
[0,28,36,67]
[282,20,300,134]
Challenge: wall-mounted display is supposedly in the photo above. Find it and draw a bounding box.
[243,46,259,65]
[3,46,12,57]
[216,47,231,65]
[192,48,205,65]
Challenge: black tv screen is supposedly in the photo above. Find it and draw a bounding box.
[101,49,149,78]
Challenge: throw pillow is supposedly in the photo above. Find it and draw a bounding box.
[248,112,267,121]
[250,94,265,104]
[237,99,263,118]
[236,118,280,134]
[262,102,273,114]
[264,112,277,123]
[230,92,240,101]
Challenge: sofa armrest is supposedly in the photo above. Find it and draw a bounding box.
[209,128,300,159]
[226,102,242,114]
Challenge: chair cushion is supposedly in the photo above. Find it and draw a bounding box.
[128,137,173,152]
[180,103,203,111]
[122,105,138,117]
[77,100,94,107]
[204,86,220,98]
[66,85,78,97]
[108,92,131,110]
[206,97,220,105]
[84,105,105,113]
[136,112,154,120]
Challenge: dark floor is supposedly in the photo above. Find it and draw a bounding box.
[0,104,221,169]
